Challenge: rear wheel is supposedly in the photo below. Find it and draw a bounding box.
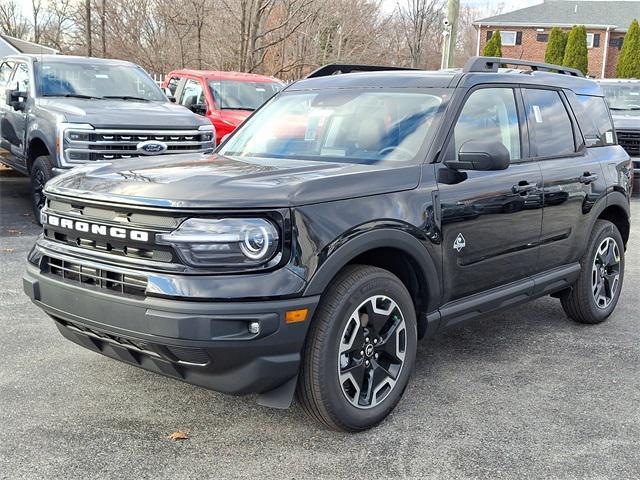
[297,265,417,431]
[561,220,624,324]
[30,155,53,224]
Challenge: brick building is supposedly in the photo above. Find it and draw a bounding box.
[474,0,640,78]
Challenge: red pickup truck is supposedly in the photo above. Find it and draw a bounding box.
[163,70,284,144]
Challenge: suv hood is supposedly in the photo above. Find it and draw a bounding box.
[37,97,209,129]
[45,154,420,209]
[612,113,640,130]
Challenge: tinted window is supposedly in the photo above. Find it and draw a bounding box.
[451,88,521,161]
[574,95,615,147]
[524,89,575,157]
[208,80,283,110]
[166,76,180,95]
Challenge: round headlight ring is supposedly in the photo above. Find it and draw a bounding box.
[240,225,271,260]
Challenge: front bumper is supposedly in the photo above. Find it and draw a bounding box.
[23,262,319,405]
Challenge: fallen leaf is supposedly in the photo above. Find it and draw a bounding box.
[7,229,21,235]
[167,431,189,441]
[0,248,15,253]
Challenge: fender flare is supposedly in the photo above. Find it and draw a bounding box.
[303,228,441,310]
[26,130,54,163]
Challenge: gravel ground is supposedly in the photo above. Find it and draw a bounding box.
[1,175,639,479]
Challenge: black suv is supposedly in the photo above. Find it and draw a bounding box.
[23,57,632,431]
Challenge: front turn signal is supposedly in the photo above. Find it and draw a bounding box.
[285,309,308,324]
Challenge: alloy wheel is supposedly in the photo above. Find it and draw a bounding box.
[33,169,47,213]
[337,295,407,409]
[591,236,621,309]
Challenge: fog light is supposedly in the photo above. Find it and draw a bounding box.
[248,321,260,334]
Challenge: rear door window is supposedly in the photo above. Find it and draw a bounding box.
[0,61,15,88]
[523,88,575,158]
[166,76,180,95]
[574,94,616,147]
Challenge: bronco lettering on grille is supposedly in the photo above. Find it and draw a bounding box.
[44,214,149,242]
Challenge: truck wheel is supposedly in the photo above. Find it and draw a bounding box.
[561,220,625,324]
[30,155,53,224]
[297,265,417,431]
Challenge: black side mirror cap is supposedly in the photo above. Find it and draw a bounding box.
[445,140,511,171]
[6,89,26,111]
[190,103,207,116]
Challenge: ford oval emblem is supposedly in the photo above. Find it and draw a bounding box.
[137,140,168,155]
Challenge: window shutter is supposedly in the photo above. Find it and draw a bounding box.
[516,31,523,45]
[487,30,493,41]
[593,33,600,47]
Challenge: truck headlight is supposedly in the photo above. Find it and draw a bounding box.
[156,218,279,267]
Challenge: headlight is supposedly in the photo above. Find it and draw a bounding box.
[156,218,279,267]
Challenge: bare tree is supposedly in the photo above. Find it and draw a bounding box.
[85,0,92,55]
[396,0,445,68]
[0,0,30,38]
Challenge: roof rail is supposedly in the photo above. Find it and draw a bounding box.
[306,64,418,79]
[463,56,584,77]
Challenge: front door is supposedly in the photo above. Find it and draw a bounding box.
[3,62,30,167]
[436,86,543,303]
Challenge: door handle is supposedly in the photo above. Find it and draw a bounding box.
[580,172,599,185]
[512,182,537,194]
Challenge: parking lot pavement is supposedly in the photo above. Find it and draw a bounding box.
[1,175,639,479]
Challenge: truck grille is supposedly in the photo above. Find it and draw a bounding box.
[617,130,640,157]
[44,256,148,297]
[61,126,215,164]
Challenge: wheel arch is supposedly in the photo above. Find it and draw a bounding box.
[303,229,441,335]
[598,191,630,248]
[26,135,52,173]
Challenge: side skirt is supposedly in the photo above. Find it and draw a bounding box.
[429,263,581,331]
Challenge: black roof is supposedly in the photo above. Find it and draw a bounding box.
[288,68,602,96]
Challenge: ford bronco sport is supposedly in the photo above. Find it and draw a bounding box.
[23,57,632,431]
[0,55,215,221]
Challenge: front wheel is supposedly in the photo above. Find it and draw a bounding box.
[30,155,54,224]
[297,265,417,431]
[561,220,625,324]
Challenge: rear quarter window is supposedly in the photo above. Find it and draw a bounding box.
[573,94,616,147]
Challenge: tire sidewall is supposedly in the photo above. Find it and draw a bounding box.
[317,271,417,430]
[581,222,625,321]
[30,155,53,223]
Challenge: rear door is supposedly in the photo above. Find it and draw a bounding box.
[437,86,543,303]
[0,60,16,152]
[523,87,609,272]
[3,61,29,166]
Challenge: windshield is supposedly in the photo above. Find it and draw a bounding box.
[208,80,283,110]
[35,61,166,101]
[600,83,640,113]
[218,89,447,165]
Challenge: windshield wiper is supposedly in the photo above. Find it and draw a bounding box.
[102,95,151,101]
[610,106,640,111]
[43,93,103,100]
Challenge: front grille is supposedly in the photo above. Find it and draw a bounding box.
[43,199,179,265]
[617,130,640,157]
[61,127,215,164]
[44,256,148,296]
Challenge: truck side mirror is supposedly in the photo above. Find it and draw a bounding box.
[6,87,26,112]
[445,140,511,171]
[190,103,207,116]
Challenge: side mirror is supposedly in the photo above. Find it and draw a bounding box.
[190,103,207,116]
[445,140,510,171]
[6,88,26,111]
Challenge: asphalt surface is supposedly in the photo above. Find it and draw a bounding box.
[1,175,639,479]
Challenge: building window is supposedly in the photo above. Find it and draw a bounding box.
[500,31,517,46]
[587,33,595,48]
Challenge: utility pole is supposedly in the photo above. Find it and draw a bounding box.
[85,0,92,57]
[444,0,460,68]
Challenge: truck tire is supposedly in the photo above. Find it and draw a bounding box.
[561,220,625,324]
[297,265,417,431]
[30,155,53,224]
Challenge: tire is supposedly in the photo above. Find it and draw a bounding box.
[30,155,53,224]
[561,220,625,324]
[297,265,418,431]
